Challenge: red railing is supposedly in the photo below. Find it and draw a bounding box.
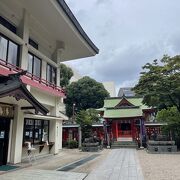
[0,59,65,96]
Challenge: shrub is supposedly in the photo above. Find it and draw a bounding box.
[68,140,78,148]
[62,141,68,147]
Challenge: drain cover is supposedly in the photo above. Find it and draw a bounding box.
[57,154,100,171]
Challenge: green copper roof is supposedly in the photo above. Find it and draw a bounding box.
[127,98,143,106]
[104,108,142,118]
[104,97,150,109]
[104,99,121,108]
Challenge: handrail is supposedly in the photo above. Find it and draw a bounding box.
[0,59,65,94]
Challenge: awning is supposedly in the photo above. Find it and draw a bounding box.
[0,71,49,115]
[24,114,63,121]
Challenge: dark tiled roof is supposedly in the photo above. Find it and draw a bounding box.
[0,72,49,115]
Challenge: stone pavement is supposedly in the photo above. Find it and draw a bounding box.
[85,149,144,180]
[0,169,87,180]
[0,149,144,180]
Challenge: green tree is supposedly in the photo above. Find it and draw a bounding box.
[133,55,180,112]
[157,106,180,146]
[65,76,109,117]
[157,106,180,132]
[60,63,73,88]
[86,108,100,123]
[76,109,100,140]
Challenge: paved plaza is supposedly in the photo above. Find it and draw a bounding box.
[0,148,144,180]
[85,149,144,180]
[0,169,87,180]
[1,148,180,179]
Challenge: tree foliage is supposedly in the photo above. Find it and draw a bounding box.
[133,55,180,112]
[157,106,180,145]
[76,109,100,126]
[65,76,109,117]
[76,110,94,126]
[76,109,100,140]
[157,106,180,130]
[60,63,73,88]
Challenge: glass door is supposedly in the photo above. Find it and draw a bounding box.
[0,118,10,166]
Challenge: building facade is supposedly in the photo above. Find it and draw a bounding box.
[118,87,135,97]
[0,0,98,165]
[98,96,157,144]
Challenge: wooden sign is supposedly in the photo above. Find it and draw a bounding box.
[0,103,14,118]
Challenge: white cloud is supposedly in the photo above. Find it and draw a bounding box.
[65,0,180,95]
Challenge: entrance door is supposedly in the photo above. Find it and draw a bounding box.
[0,118,10,166]
[118,123,132,137]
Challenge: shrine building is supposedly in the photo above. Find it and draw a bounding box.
[98,96,159,145]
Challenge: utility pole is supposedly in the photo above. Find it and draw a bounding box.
[72,103,76,123]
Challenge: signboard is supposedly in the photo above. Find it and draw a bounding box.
[0,131,5,139]
[0,103,14,118]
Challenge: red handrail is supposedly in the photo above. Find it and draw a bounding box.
[0,59,65,94]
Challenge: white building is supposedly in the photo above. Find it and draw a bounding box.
[0,0,98,165]
[118,87,135,97]
[102,81,116,97]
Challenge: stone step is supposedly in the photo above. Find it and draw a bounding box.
[113,141,137,145]
[111,145,138,149]
[117,137,133,141]
[111,141,138,149]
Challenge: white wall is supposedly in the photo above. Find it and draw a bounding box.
[102,82,116,97]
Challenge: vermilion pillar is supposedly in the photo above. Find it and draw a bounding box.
[115,121,118,140]
[131,119,134,140]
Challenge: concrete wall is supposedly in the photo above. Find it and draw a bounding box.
[0,6,65,164]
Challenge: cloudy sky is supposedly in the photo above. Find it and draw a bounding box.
[65,0,180,94]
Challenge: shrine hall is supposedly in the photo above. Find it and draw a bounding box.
[98,96,157,144]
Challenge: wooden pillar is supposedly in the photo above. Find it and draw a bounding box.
[78,126,82,148]
[115,121,118,140]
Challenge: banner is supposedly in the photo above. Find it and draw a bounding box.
[0,103,14,118]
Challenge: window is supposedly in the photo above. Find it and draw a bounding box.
[8,41,18,65]
[29,38,38,50]
[0,35,19,66]
[27,53,41,77]
[46,64,56,84]
[42,120,49,142]
[0,36,7,60]
[34,120,42,144]
[0,16,16,34]
[24,119,49,145]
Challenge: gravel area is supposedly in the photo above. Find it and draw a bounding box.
[137,150,180,180]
